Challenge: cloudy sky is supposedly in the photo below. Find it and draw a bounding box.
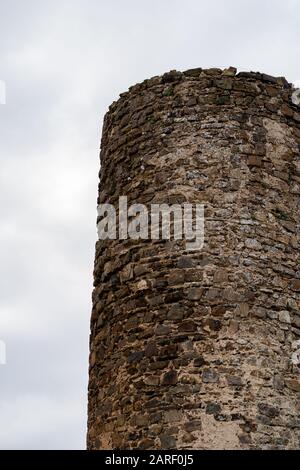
[0,0,299,450]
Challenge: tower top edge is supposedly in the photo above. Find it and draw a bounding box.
[106,67,297,114]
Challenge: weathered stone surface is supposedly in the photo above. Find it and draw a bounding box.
[184,420,202,431]
[202,369,219,383]
[206,403,222,415]
[291,279,300,292]
[127,351,144,363]
[187,287,204,300]
[161,370,178,385]
[226,375,243,387]
[214,269,228,283]
[88,67,300,450]
[222,66,237,77]
[159,434,176,449]
[278,310,291,324]
[285,379,300,392]
[177,257,195,269]
[144,342,158,358]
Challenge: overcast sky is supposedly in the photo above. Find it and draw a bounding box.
[0,0,299,450]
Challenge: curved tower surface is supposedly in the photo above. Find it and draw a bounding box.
[88,67,300,450]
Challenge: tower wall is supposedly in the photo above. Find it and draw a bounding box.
[88,67,300,450]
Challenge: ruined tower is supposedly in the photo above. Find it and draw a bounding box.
[88,67,300,450]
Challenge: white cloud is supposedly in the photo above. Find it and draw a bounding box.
[0,395,86,449]
[0,80,6,104]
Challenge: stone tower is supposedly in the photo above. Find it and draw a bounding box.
[87,67,300,450]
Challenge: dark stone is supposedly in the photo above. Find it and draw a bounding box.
[261,73,278,84]
[281,104,294,118]
[159,434,176,449]
[178,321,197,332]
[149,360,169,370]
[183,68,203,77]
[257,414,273,426]
[167,304,186,320]
[160,344,178,359]
[144,398,161,409]
[253,307,267,319]
[231,413,243,421]
[258,403,279,418]
[148,294,165,306]
[215,77,233,90]
[149,412,162,424]
[128,432,140,441]
[226,375,243,387]
[208,319,222,331]
[168,270,185,285]
[276,76,290,88]
[134,414,148,426]
[137,439,155,449]
[202,369,219,383]
[194,356,206,367]
[206,403,221,415]
[161,70,182,83]
[165,291,183,303]
[144,342,158,358]
[248,155,262,167]
[155,324,172,336]
[237,71,260,80]
[290,279,300,292]
[212,306,227,316]
[239,433,252,444]
[205,288,221,300]
[216,95,230,105]
[285,379,300,392]
[273,375,285,391]
[161,370,178,386]
[127,351,144,363]
[97,400,112,417]
[177,256,194,268]
[184,420,202,432]
[187,287,204,300]
[204,68,222,76]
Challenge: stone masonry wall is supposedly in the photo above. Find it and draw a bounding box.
[87,67,300,450]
